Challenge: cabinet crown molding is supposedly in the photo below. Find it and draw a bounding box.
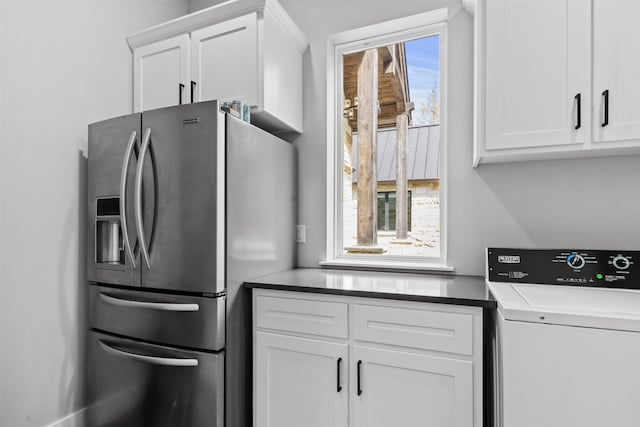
[126,0,308,52]
[462,0,475,15]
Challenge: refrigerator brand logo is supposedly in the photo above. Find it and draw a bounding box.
[183,118,200,125]
[498,255,521,264]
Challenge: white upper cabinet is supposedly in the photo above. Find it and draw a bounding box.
[191,15,259,108]
[133,35,190,112]
[484,0,589,151]
[474,0,640,165]
[127,0,308,133]
[592,0,640,144]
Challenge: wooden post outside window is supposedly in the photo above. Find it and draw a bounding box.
[356,48,378,247]
[395,111,408,240]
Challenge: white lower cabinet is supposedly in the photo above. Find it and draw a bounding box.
[253,290,483,427]
[255,332,348,427]
[351,345,473,427]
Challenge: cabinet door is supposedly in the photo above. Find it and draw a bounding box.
[351,345,473,427]
[255,332,348,427]
[484,0,590,150]
[191,14,259,107]
[593,0,640,144]
[133,34,190,112]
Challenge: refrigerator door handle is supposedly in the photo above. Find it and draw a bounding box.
[99,292,200,312]
[135,127,152,270]
[120,130,138,268]
[98,340,199,367]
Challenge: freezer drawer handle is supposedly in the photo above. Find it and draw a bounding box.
[120,130,138,268]
[98,340,199,367]
[135,128,152,269]
[99,293,200,312]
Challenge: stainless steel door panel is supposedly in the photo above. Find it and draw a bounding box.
[88,114,140,286]
[139,101,224,294]
[87,330,224,427]
[224,114,297,427]
[89,284,224,351]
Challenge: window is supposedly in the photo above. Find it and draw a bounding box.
[324,9,450,270]
[377,191,412,232]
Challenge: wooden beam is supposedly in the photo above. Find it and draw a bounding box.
[382,44,410,114]
[395,112,409,240]
[357,48,378,247]
[344,44,411,130]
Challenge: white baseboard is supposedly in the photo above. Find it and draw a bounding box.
[44,408,86,427]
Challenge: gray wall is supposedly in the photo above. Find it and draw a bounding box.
[188,0,226,13]
[282,0,640,275]
[1,1,639,425]
[0,1,189,426]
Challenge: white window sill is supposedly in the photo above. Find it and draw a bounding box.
[319,258,454,273]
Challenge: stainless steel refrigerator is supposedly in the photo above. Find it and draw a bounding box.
[86,100,295,427]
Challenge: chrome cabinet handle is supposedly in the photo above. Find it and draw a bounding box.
[98,340,198,367]
[135,127,152,269]
[120,130,137,268]
[99,293,199,312]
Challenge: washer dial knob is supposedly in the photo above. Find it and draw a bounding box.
[613,255,631,270]
[566,253,586,270]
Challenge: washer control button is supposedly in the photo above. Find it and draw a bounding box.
[613,255,631,270]
[566,253,586,270]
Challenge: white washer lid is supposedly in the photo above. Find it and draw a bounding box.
[488,281,640,332]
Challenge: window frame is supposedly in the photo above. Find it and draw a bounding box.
[323,8,452,272]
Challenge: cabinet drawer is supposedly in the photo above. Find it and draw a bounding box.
[352,304,473,355]
[255,295,348,339]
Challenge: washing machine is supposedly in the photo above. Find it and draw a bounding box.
[487,248,640,427]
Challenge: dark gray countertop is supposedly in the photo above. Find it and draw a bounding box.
[245,268,497,308]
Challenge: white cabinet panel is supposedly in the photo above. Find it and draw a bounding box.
[484,0,589,151]
[352,304,473,355]
[255,294,348,339]
[255,332,348,427]
[133,35,190,112]
[351,345,473,427]
[592,0,640,144]
[191,14,259,107]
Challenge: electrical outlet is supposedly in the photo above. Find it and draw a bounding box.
[296,225,306,243]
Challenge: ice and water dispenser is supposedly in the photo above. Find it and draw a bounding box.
[95,197,124,265]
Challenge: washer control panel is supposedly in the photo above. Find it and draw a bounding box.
[487,248,640,289]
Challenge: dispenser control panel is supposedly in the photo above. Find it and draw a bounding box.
[487,248,640,290]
